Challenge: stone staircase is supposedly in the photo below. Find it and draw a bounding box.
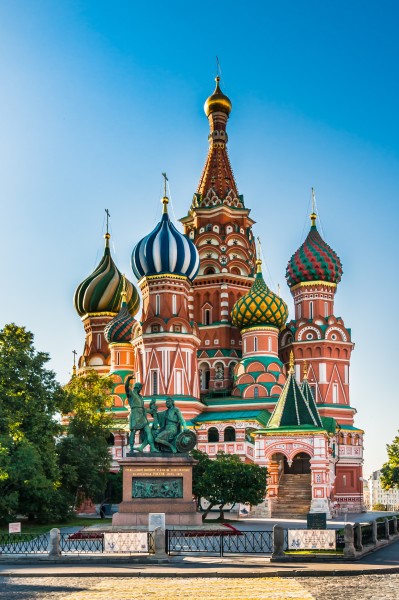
[271,473,312,519]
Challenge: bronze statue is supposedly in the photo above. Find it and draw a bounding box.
[125,376,157,453]
[153,397,195,453]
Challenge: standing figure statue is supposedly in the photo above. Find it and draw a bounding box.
[125,376,157,453]
[154,397,189,453]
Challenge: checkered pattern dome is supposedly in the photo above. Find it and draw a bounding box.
[286,224,343,288]
[231,271,288,330]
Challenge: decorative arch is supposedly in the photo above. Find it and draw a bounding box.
[297,326,322,341]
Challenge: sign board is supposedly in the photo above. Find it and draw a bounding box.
[148,513,166,531]
[307,512,327,530]
[288,529,336,550]
[103,532,148,553]
[9,522,21,534]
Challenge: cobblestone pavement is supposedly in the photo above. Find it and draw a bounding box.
[0,575,399,600]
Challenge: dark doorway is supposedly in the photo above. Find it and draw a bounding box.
[284,452,311,474]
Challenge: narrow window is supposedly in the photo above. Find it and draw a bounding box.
[268,336,272,352]
[332,383,338,404]
[298,303,301,318]
[324,301,328,317]
[254,386,259,399]
[309,301,313,320]
[204,309,211,325]
[155,294,160,316]
[97,333,102,350]
[172,294,177,315]
[116,351,120,366]
[254,336,258,352]
[152,371,158,395]
[175,370,182,395]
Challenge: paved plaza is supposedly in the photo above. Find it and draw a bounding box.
[1,574,399,599]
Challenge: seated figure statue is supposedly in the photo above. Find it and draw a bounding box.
[153,397,188,453]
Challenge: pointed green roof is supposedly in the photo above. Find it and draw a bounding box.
[267,370,323,430]
[300,378,323,428]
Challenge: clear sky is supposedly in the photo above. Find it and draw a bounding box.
[1,1,398,477]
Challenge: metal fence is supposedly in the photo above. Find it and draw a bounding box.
[0,533,48,554]
[166,530,275,556]
[60,532,104,554]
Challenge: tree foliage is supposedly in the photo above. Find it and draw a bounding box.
[58,370,113,508]
[381,431,399,490]
[0,324,69,522]
[192,450,267,520]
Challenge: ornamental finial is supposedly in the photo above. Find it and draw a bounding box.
[104,208,111,246]
[303,360,308,380]
[121,275,127,304]
[161,172,169,213]
[310,188,317,227]
[256,236,262,273]
[72,349,77,378]
[289,350,295,374]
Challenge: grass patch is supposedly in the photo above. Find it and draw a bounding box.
[0,517,112,535]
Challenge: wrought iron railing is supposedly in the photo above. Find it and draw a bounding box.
[60,532,104,553]
[0,533,48,554]
[166,529,275,556]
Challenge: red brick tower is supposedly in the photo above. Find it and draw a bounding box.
[180,78,257,396]
[281,197,363,510]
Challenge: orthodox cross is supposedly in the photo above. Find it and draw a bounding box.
[162,172,168,197]
[311,187,316,213]
[105,208,111,234]
[72,350,77,367]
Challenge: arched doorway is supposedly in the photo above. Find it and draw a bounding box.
[284,452,311,474]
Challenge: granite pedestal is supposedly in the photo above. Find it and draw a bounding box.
[112,453,202,526]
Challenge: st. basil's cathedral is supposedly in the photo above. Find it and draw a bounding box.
[73,78,364,518]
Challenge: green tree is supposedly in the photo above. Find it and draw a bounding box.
[58,370,113,509]
[381,431,399,490]
[192,450,267,520]
[0,324,69,522]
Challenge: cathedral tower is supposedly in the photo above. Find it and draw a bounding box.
[180,78,257,396]
[131,191,202,419]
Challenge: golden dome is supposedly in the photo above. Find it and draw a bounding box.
[204,77,232,117]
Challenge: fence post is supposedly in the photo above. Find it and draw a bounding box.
[343,524,356,558]
[272,525,285,559]
[354,523,363,552]
[371,520,378,545]
[393,517,398,535]
[220,533,224,557]
[152,527,168,560]
[48,528,61,558]
[384,518,390,540]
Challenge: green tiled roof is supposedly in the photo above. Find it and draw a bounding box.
[267,371,323,430]
[191,410,270,427]
[321,416,337,435]
[301,379,323,427]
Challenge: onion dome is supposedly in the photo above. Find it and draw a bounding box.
[286,211,343,288]
[74,233,140,317]
[131,195,200,281]
[231,258,288,330]
[204,76,232,117]
[104,280,134,343]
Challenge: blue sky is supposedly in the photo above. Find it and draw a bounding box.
[0,1,398,476]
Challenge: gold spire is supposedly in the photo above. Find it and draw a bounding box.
[204,76,232,117]
[121,275,127,304]
[289,350,295,374]
[72,349,77,378]
[256,236,262,273]
[161,172,169,213]
[310,187,317,227]
[104,208,111,246]
[303,360,308,380]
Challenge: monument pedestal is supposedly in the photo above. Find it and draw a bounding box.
[112,454,202,526]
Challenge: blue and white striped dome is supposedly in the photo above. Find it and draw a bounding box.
[131,199,200,281]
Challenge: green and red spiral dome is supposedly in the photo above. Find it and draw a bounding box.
[286,216,343,288]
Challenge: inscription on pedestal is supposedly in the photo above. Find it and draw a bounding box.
[132,477,183,498]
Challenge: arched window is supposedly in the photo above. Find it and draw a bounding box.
[208,427,219,442]
[254,336,258,352]
[204,267,215,275]
[204,309,211,325]
[224,426,235,442]
[347,433,353,446]
[106,433,115,446]
[254,386,259,398]
[309,301,313,320]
